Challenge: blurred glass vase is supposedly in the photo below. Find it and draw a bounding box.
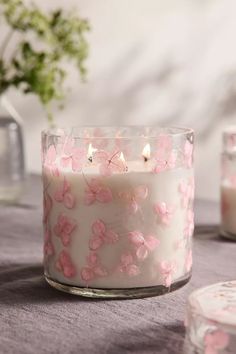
[0,96,25,203]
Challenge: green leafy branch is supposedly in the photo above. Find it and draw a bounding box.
[0,0,90,123]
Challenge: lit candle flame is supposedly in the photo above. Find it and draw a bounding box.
[119,152,128,172]
[142,143,151,162]
[87,143,97,162]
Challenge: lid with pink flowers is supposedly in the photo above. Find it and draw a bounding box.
[186,281,236,354]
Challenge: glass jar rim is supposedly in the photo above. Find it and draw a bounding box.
[42,125,194,140]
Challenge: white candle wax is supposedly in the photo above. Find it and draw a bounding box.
[43,161,194,289]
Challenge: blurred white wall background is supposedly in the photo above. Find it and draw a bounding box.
[2,0,236,201]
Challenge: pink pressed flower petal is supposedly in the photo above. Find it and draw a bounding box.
[89,178,101,191]
[63,221,76,235]
[92,219,106,236]
[89,235,103,250]
[127,264,140,276]
[63,265,76,278]
[128,200,139,214]
[63,138,74,155]
[81,267,94,281]
[145,235,160,251]
[61,156,71,168]
[96,187,113,203]
[87,252,98,266]
[71,158,83,172]
[211,331,229,349]
[93,265,108,277]
[121,253,134,266]
[154,202,167,215]
[164,273,172,288]
[167,151,177,169]
[105,230,119,244]
[128,231,145,246]
[54,190,64,202]
[55,260,62,272]
[136,245,148,260]
[94,150,109,163]
[99,163,112,176]
[84,191,96,205]
[204,347,216,354]
[134,185,148,200]
[45,145,57,165]
[44,241,54,256]
[61,232,71,247]
[64,192,76,209]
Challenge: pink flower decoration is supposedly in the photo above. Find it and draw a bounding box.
[54,179,76,209]
[60,137,86,172]
[128,231,160,260]
[44,145,59,176]
[185,250,192,272]
[119,185,148,214]
[56,250,76,278]
[94,150,127,176]
[84,178,113,205]
[44,229,55,257]
[54,214,77,246]
[153,202,175,225]
[43,191,53,224]
[204,330,229,354]
[159,260,177,288]
[118,253,140,276]
[89,219,119,250]
[156,134,172,152]
[183,140,193,168]
[184,209,194,238]
[81,252,108,282]
[179,179,194,209]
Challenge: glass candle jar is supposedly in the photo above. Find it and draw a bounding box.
[221,127,236,240]
[185,281,236,354]
[41,126,194,298]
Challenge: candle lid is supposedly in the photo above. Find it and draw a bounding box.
[185,281,236,353]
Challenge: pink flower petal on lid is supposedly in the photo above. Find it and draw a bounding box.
[92,219,106,236]
[128,231,145,246]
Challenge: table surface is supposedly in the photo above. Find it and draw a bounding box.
[0,175,235,354]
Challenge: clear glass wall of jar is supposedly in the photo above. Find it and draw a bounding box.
[221,127,236,241]
[42,126,194,298]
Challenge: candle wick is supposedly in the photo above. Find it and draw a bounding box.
[144,156,148,162]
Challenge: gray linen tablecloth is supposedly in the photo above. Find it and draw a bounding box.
[0,175,235,354]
